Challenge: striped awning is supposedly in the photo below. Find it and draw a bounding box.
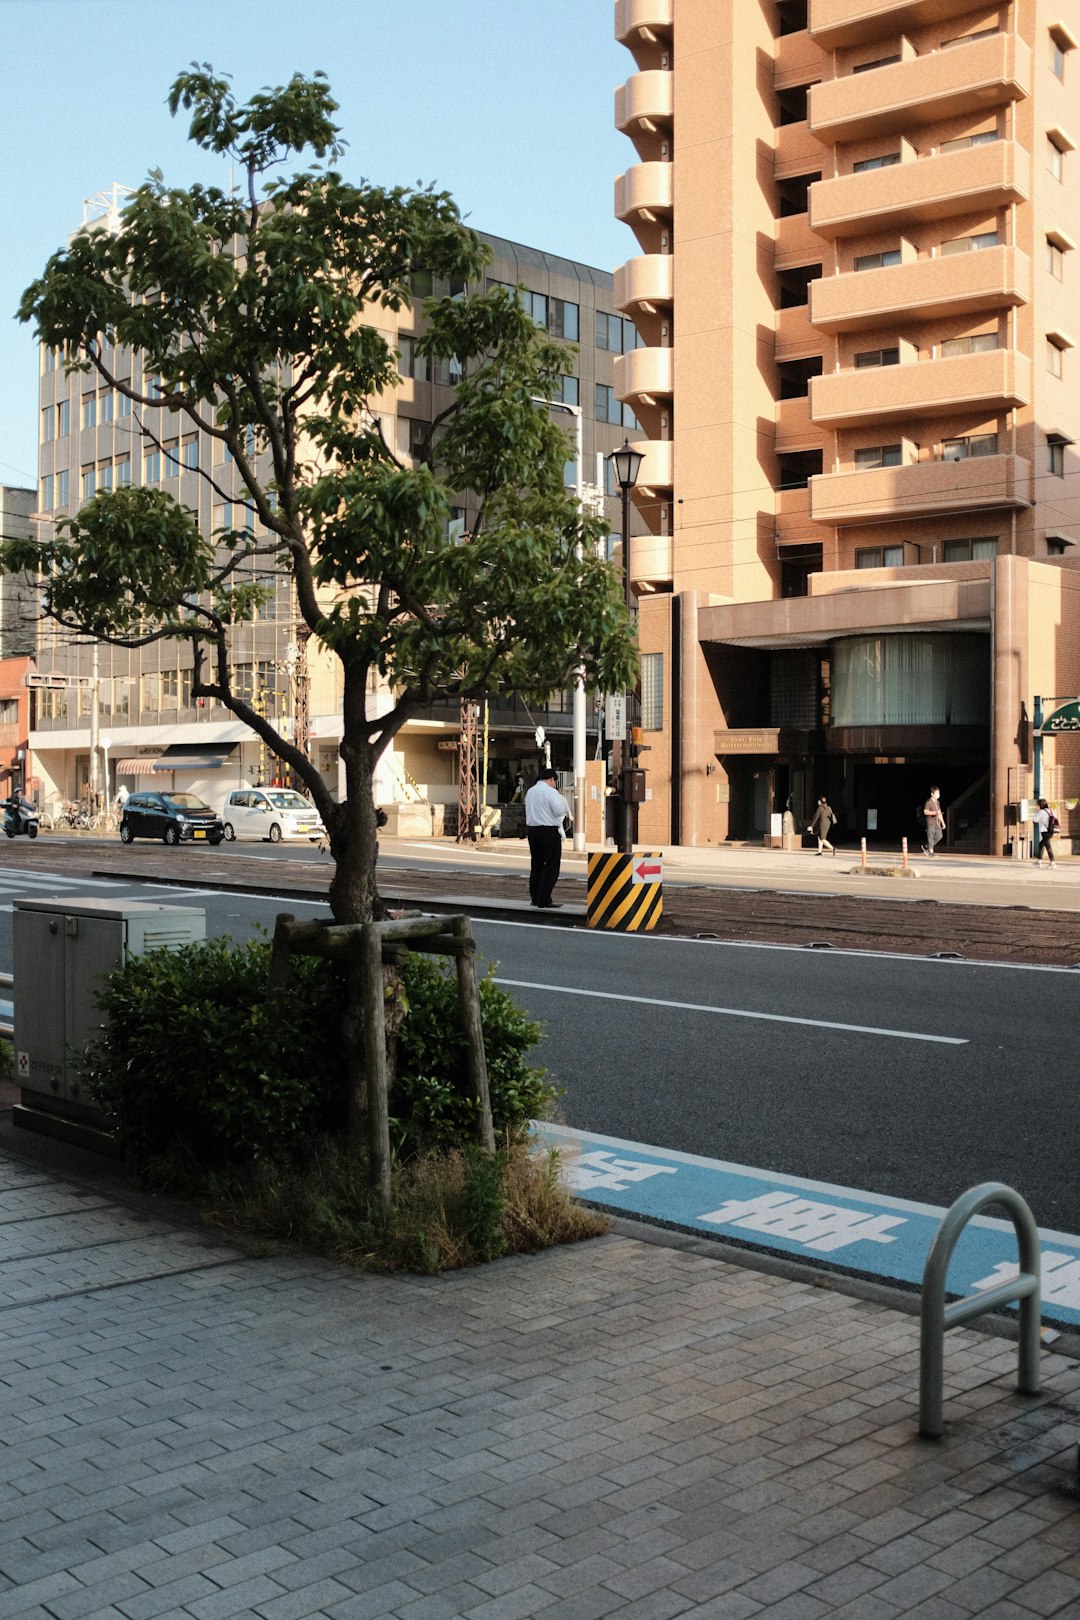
[115,758,163,775]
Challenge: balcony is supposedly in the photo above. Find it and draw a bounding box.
[615,0,672,46]
[811,349,1031,427]
[810,452,1031,524]
[632,438,673,493]
[615,71,674,138]
[809,0,998,50]
[810,244,1029,332]
[811,141,1028,239]
[776,212,822,268]
[614,163,673,226]
[630,527,673,590]
[614,255,673,315]
[809,33,1031,143]
[614,346,673,407]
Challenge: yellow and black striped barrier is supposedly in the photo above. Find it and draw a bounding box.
[587,851,663,932]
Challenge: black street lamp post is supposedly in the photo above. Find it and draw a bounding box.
[607,439,644,854]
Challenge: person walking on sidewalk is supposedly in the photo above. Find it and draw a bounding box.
[1034,798,1058,869]
[807,796,837,856]
[525,765,571,908]
[922,787,946,856]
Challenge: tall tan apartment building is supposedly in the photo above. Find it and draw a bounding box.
[615,0,1080,853]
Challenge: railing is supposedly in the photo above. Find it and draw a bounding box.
[919,1181,1041,1438]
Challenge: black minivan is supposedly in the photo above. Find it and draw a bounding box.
[119,791,225,846]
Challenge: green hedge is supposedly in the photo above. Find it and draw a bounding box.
[82,937,556,1178]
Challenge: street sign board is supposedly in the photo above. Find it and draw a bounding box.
[631,853,662,885]
[605,692,626,740]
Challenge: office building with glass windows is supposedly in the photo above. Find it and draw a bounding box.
[30,220,640,818]
[615,0,1080,852]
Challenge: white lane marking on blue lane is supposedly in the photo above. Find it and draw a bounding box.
[496,977,967,1044]
[537,1123,1080,1328]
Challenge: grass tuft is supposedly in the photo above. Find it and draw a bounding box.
[199,1139,608,1275]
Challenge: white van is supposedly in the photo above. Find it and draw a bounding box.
[220,787,325,844]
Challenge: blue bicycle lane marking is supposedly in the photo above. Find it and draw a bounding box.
[536,1123,1080,1330]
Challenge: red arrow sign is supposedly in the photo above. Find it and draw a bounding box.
[633,858,662,883]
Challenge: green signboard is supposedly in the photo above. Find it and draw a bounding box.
[1041,700,1080,733]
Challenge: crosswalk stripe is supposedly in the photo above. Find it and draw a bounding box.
[0,869,119,893]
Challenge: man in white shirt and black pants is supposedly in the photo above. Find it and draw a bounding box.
[525,765,571,909]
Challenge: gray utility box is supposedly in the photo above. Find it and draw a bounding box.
[13,897,205,1137]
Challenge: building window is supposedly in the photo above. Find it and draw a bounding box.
[117,389,132,418]
[1048,136,1065,181]
[82,467,96,500]
[854,444,903,468]
[144,450,161,483]
[1047,535,1069,555]
[182,437,199,470]
[854,248,901,270]
[100,391,114,424]
[397,417,430,461]
[55,469,69,510]
[163,442,181,475]
[855,546,904,567]
[778,171,820,217]
[398,334,428,382]
[940,433,998,460]
[115,455,130,487]
[594,384,639,430]
[641,653,664,731]
[853,151,901,172]
[40,474,54,511]
[44,347,57,373]
[161,668,194,710]
[98,462,113,493]
[595,312,641,353]
[942,537,998,561]
[942,27,998,48]
[547,297,579,342]
[1047,239,1065,279]
[81,395,97,430]
[140,673,160,713]
[778,262,821,307]
[1048,337,1066,378]
[940,130,998,153]
[1048,436,1069,475]
[853,54,901,73]
[940,231,999,255]
[41,407,54,444]
[854,347,900,368]
[1052,38,1067,79]
[56,399,70,436]
[940,333,998,356]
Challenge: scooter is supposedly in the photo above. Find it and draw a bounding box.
[3,800,39,839]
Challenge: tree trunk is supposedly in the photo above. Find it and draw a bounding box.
[325,736,389,1192]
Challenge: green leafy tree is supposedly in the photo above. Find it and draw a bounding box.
[7,65,636,932]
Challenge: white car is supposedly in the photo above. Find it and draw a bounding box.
[220,787,325,844]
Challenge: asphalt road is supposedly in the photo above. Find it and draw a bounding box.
[2,852,1079,1237]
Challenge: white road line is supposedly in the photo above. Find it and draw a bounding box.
[495,977,967,1045]
[0,869,118,889]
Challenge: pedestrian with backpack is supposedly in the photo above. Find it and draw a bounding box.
[1034,798,1058,868]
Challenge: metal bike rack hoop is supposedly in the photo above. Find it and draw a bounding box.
[919,1181,1041,1439]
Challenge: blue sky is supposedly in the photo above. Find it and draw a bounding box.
[0,0,636,490]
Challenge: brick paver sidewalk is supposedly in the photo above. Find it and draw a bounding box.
[2,1134,1079,1620]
